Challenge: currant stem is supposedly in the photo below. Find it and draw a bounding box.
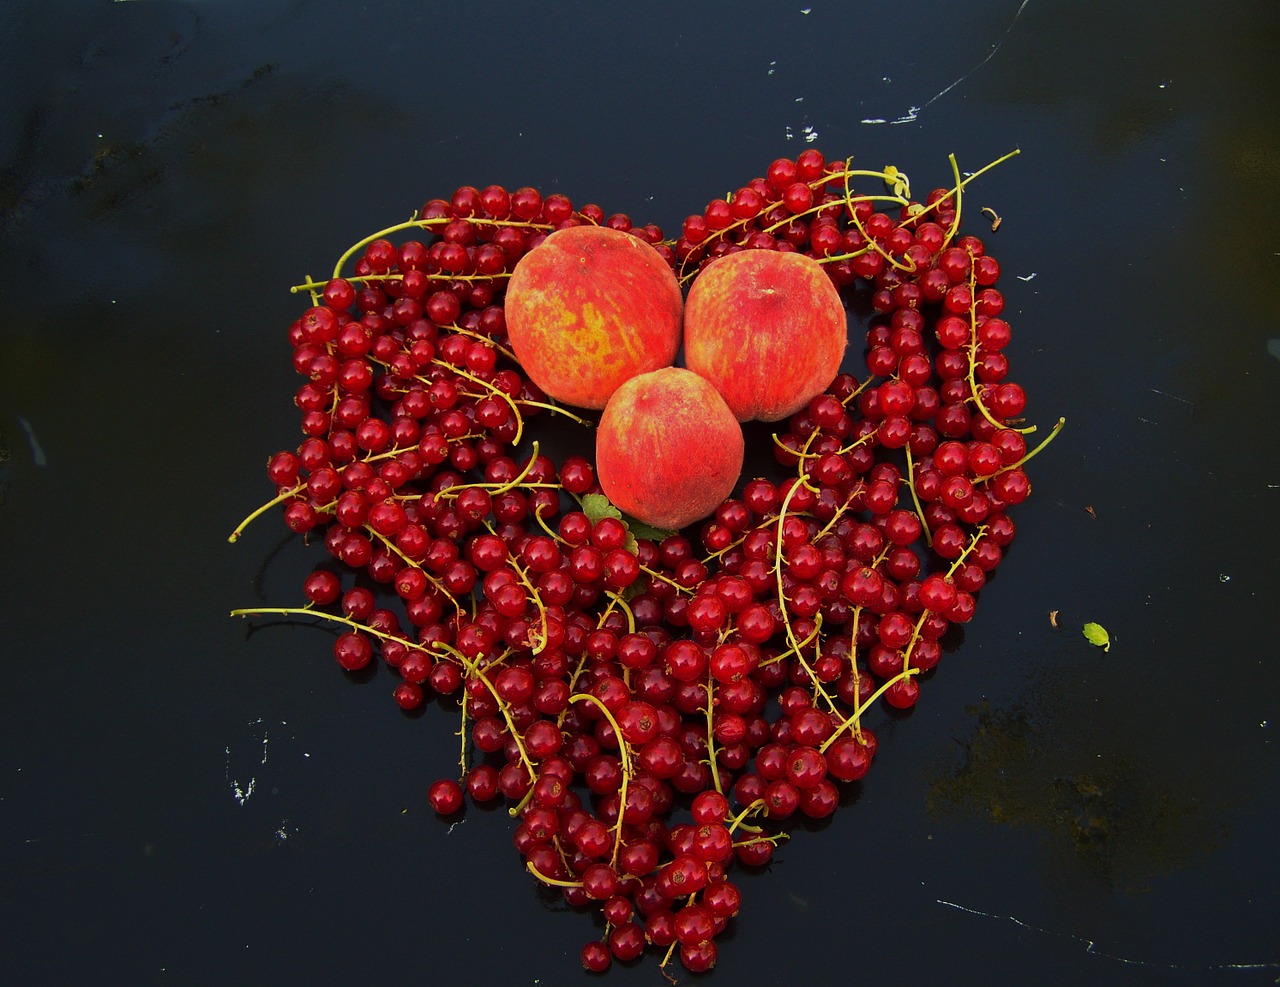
[703,676,723,795]
[819,666,920,754]
[600,590,637,635]
[230,605,415,649]
[965,269,1036,436]
[904,446,933,548]
[814,478,866,541]
[290,270,510,295]
[525,860,583,889]
[429,358,526,447]
[726,799,766,835]
[569,692,633,868]
[999,416,1066,475]
[945,525,989,579]
[441,644,538,788]
[519,399,594,428]
[366,528,462,615]
[433,441,542,499]
[330,215,551,281]
[507,558,550,653]
[228,483,304,543]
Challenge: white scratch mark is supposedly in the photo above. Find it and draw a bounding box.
[937,899,1280,971]
[18,417,46,466]
[1016,272,1037,281]
[864,108,919,125]
[1137,417,1158,425]
[1149,387,1193,406]
[864,0,1033,125]
[785,122,820,142]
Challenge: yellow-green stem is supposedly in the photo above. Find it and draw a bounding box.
[989,417,1066,479]
[819,666,920,754]
[526,860,583,889]
[904,446,933,549]
[703,677,723,795]
[569,692,633,868]
[228,483,304,543]
[330,216,550,280]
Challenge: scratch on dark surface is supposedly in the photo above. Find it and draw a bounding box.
[863,0,1034,125]
[1149,387,1193,406]
[936,898,1280,972]
[18,417,46,466]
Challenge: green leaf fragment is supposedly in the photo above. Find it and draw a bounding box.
[624,519,677,543]
[1082,622,1111,652]
[577,492,676,555]
[579,492,622,524]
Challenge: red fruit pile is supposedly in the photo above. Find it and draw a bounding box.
[232,148,1060,978]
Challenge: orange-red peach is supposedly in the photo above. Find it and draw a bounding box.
[595,367,744,531]
[504,225,683,409]
[682,249,847,422]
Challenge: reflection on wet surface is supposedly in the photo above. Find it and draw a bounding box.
[928,687,1227,893]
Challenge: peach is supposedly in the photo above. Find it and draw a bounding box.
[504,225,683,409]
[682,249,847,422]
[596,367,744,531]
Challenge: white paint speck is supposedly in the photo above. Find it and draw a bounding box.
[225,719,272,806]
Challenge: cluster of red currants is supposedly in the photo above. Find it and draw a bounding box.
[233,147,1057,977]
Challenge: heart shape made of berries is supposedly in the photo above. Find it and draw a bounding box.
[231,147,1061,978]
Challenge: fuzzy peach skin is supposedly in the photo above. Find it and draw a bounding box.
[682,249,847,422]
[596,367,744,531]
[504,225,683,410]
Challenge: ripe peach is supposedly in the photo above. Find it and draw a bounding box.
[504,225,683,409]
[682,249,847,422]
[596,367,744,531]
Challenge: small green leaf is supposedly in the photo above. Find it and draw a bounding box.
[624,518,677,543]
[577,492,676,555]
[1082,622,1111,652]
[580,492,623,525]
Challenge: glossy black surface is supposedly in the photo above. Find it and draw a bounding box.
[2,1,1278,984]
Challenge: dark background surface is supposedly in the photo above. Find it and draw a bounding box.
[2,1,1278,984]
